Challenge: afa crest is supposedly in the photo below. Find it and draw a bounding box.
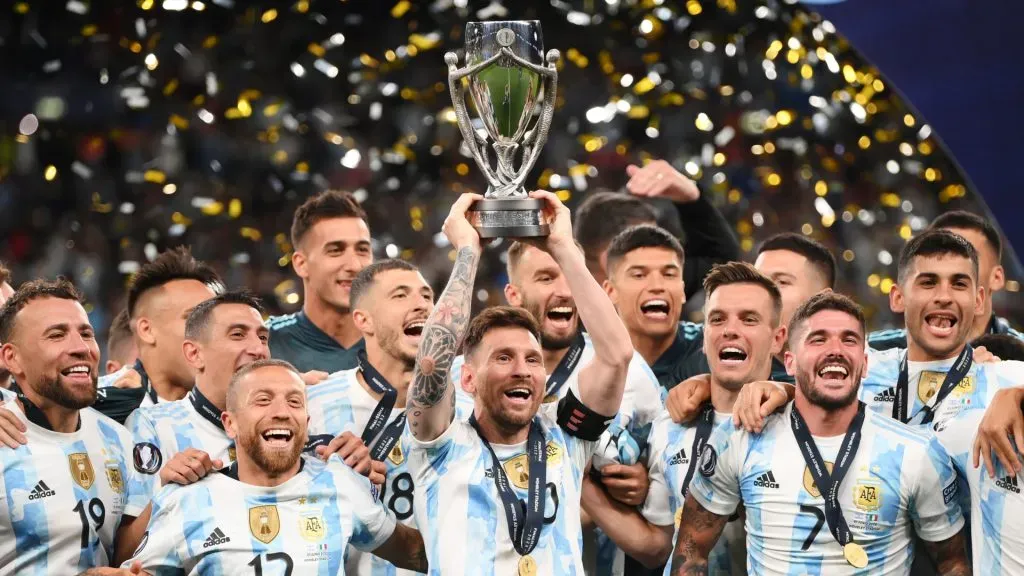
[249,505,281,544]
[802,462,834,498]
[69,453,95,490]
[299,512,326,542]
[854,480,882,511]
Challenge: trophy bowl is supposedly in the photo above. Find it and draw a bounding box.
[445,21,560,239]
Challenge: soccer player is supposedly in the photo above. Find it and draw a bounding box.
[105,309,138,375]
[935,405,1024,574]
[0,279,147,572]
[673,292,968,575]
[583,262,787,575]
[267,190,372,373]
[304,258,471,576]
[405,191,634,573]
[125,291,270,500]
[95,247,221,423]
[871,210,1023,350]
[123,359,426,573]
[574,159,740,294]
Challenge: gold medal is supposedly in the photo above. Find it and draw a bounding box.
[843,542,868,569]
[518,555,537,576]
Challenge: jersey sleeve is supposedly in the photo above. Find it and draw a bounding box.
[640,423,674,527]
[123,486,186,572]
[687,420,743,517]
[119,429,152,517]
[126,410,163,502]
[934,410,983,475]
[909,434,965,542]
[334,459,398,552]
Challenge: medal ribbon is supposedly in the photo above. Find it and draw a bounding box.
[544,332,586,398]
[790,402,866,549]
[356,350,408,461]
[681,403,716,497]
[188,385,225,430]
[469,414,547,556]
[893,345,972,425]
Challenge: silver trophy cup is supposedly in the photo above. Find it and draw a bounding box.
[445,21,560,238]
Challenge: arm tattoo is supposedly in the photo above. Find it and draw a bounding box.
[409,246,478,410]
[670,496,728,576]
[923,531,970,576]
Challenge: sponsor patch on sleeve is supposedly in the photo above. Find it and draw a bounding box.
[942,479,958,505]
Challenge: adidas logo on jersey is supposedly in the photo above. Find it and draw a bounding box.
[203,528,231,548]
[754,471,780,489]
[873,387,896,403]
[28,481,55,500]
[668,448,688,466]
[996,475,1021,494]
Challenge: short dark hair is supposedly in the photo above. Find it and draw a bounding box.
[290,190,368,247]
[226,358,302,411]
[897,229,979,285]
[464,306,541,359]
[350,259,419,310]
[185,291,265,341]
[574,191,657,261]
[756,233,837,289]
[971,333,1024,362]
[126,247,221,318]
[605,224,684,275]
[930,210,1002,260]
[787,291,866,347]
[106,309,134,361]
[703,262,783,326]
[0,278,84,343]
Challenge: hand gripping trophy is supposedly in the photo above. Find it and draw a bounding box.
[445,21,560,238]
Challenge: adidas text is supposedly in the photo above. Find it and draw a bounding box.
[754,471,780,489]
[996,476,1021,494]
[28,481,55,500]
[203,528,231,548]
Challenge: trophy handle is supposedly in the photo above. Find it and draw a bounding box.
[508,49,559,194]
[446,51,505,190]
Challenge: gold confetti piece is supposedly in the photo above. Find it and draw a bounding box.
[408,33,440,51]
[261,9,277,23]
[142,170,166,184]
[391,0,410,18]
[633,77,655,94]
[229,199,242,218]
[240,227,262,241]
[201,201,224,216]
[294,0,308,13]
[14,2,29,14]
[202,36,218,49]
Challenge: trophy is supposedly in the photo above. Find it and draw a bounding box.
[445,21,560,238]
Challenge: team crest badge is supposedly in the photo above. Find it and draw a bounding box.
[503,455,531,490]
[299,512,326,542]
[954,376,975,397]
[853,480,882,511]
[69,453,95,489]
[105,463,125,494]
[249,505,281,544]
[545,441,562,465]
[802,462,834,498]
[388,443,404,466]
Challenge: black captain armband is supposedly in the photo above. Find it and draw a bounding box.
[557,388,616,441]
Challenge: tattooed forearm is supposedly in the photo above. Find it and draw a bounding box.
[409,246,479,410]
[670,496,728,576]
[924,531,970,576]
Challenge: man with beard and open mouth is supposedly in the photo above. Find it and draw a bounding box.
[672,292,969,575]
[267,190,372,374]
[582,262,787,576]
[124,359,427,574]
[405,191,634,574]
[0,279,149,573]
[303,258,474,576]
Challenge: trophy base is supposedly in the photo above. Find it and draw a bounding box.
[467,198,549,239]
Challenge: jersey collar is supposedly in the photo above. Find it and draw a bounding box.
[9,382,81,432]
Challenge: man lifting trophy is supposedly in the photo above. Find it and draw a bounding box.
[445,20,560,238]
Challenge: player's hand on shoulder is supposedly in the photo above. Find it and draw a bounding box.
[0,404,26,448]
[300,370,330,386]
[666,375,712,424]
[314,431,374,478]
[111,368,143,389]
[159,448,222,486]
[973,345,1001,364]
[732,380,790,433]
[972,387,1024,479]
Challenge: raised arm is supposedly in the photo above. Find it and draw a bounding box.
[670,494,731,576]
[406,194,482,442]
[531,190,634,416]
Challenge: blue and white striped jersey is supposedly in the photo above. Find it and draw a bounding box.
[0,398,148,573]
[642,411,745,576]
[936,409,1024,575]
[305,367,473,576]
[408,395,595,575]
[124,456,396,575]
[690,402,963,575]
[125,393,235,501]
[859,348,1024,431]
